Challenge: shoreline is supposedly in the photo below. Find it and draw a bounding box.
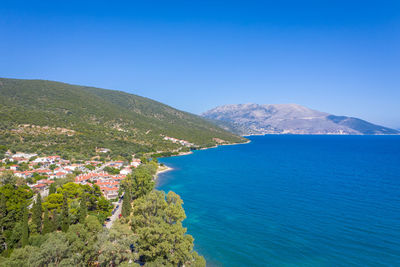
[199,139,251,150]
[156,139,251,179]
[176,151,194,156]
[241,133,400,137]
[156,165,173,176]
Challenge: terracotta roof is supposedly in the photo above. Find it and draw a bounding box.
[35,169,51,173]
[100,187,119,191]
[38,179,54,184]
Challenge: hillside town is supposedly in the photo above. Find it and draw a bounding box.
[0,151,142,200]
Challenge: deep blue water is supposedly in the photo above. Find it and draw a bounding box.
[157,135,400,267]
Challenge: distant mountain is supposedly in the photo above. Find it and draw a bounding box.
[0,78,245,158]
[202,104,399,135]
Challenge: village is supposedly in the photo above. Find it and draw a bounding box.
[0,151,142,200]
[163,135,195,147]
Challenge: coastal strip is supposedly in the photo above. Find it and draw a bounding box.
[156,165,173,177]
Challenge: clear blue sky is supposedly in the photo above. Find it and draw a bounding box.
[1,0,399,128]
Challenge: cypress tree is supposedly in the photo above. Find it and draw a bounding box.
[0,194,6,251]
[49,183,56,195]
[32,193,42,233]
[79,193,87,223]
[0,194,6,218]
[0,194,6,228]
[121,188,131,217]
[42,207,51,234]
[21,205,29,247]
[53,211,61,231]
[61,193,69,232]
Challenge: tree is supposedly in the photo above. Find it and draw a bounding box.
[43,183,112,225]
[85,164,95,171]
[95,222,137,266]
[61,193,69,232]
[0,245,40,267]
[79,193,87,223]
[121,188,131,218]
[32,193,42,233]
[130,165,155,199]
[21,204,29,247]
[0,193,8,252]
[0,171,16,185]
[104,166,120,175]
[43,193,63,210]
[131,191,205,266]
[0,145,6,158]
[52,211,61,231]
[66,223,96,265]
[18,163,29,171]
[140,157,148,164]
[48,183,56,194]
[0,184,33,252]
[33,232,71,266]
[42,207,51,234]
[165,191,186,225]
[58,182,81,199]
[49,164,57,170]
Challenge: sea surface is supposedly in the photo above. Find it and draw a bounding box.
[157,135,400,267]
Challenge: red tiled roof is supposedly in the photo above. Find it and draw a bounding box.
[75,172,110,182]
[35,169,51,173]
[38,179,54,184]
[100,187,119,191]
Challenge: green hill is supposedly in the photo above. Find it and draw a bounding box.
[0,78,246,159]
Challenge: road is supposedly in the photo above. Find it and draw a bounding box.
[105,199,123,229]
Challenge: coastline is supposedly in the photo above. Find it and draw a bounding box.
[176,151,194,156]
[155,138,251,180]
[156,165,173,177]
[200,139,251,150]
[241,133,400,137]
[154,135,400,266]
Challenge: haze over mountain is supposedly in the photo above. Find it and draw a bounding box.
[202,104,399,136]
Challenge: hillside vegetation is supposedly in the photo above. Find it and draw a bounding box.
[0,78,245,159]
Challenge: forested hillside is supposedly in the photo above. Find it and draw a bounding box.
[0,78,245,159]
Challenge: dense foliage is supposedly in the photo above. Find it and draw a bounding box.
[0,163,206,266]
[0,78,246,159]
[0,180,33,253]
[131,191,205,266]
[0,216,137,267]
[0,174,112,257]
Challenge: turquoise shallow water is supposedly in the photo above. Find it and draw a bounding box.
[157,135,400,267]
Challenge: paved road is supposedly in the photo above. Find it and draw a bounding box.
[105,199,123,229]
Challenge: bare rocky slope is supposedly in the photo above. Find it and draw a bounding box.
[202,103,399,135]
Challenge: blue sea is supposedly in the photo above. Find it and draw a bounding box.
[157,135,400,267]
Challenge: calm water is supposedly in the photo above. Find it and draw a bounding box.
[158,135,400,267]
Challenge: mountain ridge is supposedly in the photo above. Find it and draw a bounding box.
[202,103,399,136]
[0,78,246,159]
